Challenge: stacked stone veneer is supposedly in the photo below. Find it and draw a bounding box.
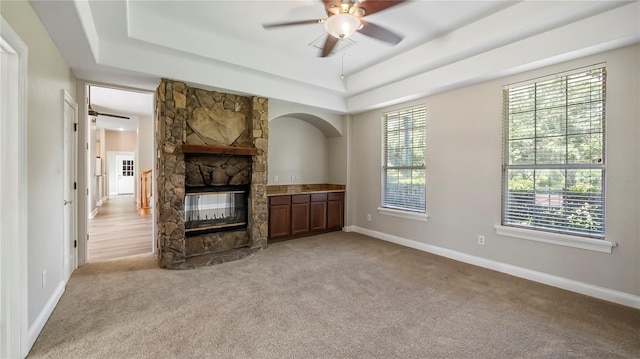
[155,79,268,268]
[185,155,251,187]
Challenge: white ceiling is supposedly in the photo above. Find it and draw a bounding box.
[89,85,153,132]
[30,0,639,115]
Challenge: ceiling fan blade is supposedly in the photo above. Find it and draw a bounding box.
[355,0,405,17]
[99,113,130,120]
[262,19,323,29]
[321,35,339,57]
[358,20,403,45]
[88,105,99,117]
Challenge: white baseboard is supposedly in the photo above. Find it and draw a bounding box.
[88,208,98,219]
[351,226,640,309]
[27,280,65,351]
[96,199,103,207]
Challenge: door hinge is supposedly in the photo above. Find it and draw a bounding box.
[74,182,77,190]
[74,123,78,132]
[74,240,77,248]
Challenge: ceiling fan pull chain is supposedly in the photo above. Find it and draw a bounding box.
[341,51,345,79]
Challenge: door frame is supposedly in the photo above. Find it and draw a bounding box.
[63,90,78,280]
[79,83,157,265]
[0,16,29,359]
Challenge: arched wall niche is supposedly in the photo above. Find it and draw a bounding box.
[268,100,343,137]
[267,101,348,186]
[268,116,328,185]
[270,113,341,138]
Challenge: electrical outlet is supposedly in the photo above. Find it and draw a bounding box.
[367,214,372,222]
[273,175,279,183]
[478,235,485,246]
[42,270,47,288]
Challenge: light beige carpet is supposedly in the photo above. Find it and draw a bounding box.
[28,232,639,358]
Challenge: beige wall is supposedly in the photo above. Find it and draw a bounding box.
[268,117,328,185]
[105,129,137,152]
[1,0,77,339]
[327,115,350,186]
[136,116,154,173]
[350,44,640,296]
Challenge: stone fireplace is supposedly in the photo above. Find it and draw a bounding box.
[155,79,268,268]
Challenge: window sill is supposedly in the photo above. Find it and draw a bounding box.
[377,207,430,222]
[494,225,616,253]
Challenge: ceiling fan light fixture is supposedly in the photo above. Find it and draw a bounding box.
[324,13,361,39]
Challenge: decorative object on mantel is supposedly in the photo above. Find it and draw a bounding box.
[262,0,405,57]
[155,79,268,269]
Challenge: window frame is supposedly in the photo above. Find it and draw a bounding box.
[499,64,616,252]
[379,105,428,219]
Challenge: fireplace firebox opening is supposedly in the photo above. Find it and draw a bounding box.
[184,185,249,237]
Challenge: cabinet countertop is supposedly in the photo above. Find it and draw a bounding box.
[267,184,345,197]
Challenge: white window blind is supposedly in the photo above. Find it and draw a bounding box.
[502,65,606,238]
[382,106,426,212]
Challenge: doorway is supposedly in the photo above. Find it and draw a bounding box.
[116,154,134,195]
[85,85,155,263]
[107,151,135,197]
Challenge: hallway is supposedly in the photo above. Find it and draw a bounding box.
[88,196,153,262]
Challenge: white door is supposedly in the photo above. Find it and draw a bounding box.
[63,91,78,280]
[116,155,135,194]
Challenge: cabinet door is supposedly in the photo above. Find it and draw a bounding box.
[310,201,327,232]
[269,205,291,239]
[327,200,344,230]
[291,202,310,236]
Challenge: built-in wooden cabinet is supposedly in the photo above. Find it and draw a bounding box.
[327,192,344,230]
[268,195,291,239]
[268,191,344,242]
[310,193,328,232]
[291,195,310,236]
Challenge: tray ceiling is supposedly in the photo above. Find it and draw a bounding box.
[30,0,639,114]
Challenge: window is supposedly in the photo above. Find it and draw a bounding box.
[381,105,426,214]
[502,65,606,239]
[122,159,134,177]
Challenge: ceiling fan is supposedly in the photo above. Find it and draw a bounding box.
[263,0,405,57]
[87,86,130,120]
[88,105,130,120]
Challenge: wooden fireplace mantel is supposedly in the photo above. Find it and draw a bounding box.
[182,144,258,156]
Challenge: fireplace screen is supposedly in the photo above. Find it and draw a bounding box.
[185,190,247,234]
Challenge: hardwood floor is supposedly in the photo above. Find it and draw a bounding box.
[88,196,153,262]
